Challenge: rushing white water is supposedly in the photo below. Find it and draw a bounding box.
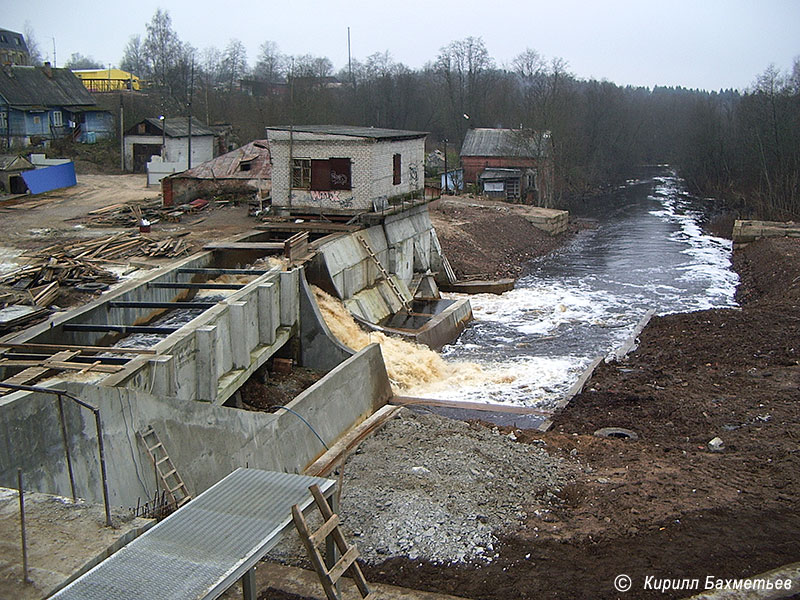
[415,169,739,409]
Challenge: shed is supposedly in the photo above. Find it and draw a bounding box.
[0,63,114,149]
[162,139,271,206]
[266,125,427,215]
[460,128,554,205]
[0,154,34,194]
[123,117,216,174]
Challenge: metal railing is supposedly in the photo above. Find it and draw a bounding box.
[0,382,112,526]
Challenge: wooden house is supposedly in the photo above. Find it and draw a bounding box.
[460,128,554,206]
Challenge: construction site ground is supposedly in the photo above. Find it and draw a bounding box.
[0,489,152,600]
[2,177,799,598]
[258,236,799,599]
[0,174,255,255]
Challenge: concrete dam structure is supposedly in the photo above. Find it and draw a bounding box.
[0,204,471,511]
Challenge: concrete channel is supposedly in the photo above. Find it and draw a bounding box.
[0,204,471,511]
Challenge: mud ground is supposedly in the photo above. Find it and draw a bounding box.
[340,237,799,599]
[428,196,580,280]
[0,174,255,262]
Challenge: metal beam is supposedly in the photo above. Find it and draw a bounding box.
[1,352,132,365]
[108,301,217,309]
[177,268,269,276]
[148,282,245,290]
[62,324,179,334]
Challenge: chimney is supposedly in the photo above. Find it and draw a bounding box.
[43,61,52,78]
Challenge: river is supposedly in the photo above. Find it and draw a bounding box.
[410,167,739,409]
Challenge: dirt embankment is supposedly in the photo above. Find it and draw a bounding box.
[429,196,579,280]
[359,237,800,599]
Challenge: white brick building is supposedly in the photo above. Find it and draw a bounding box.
[266,125,427,214]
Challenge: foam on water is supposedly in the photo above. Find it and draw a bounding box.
[412,170,739,408]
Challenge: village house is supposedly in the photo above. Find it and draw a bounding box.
[123,116,215,174]
[0,63,114,149]
[460,128,554,206]
[161,139,271,206]
[266,125,427,215]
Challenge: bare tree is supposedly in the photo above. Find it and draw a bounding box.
[64,53,103,70]
[435,37,494,136]
[254,41,285,82]
[120,35,146,76]
[23,21,43,65]
[222,39,248,91]
[143,9,182,90]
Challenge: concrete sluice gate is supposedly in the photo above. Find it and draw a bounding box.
[0,204,471,510]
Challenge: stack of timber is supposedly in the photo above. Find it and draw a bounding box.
[84,198,164,227]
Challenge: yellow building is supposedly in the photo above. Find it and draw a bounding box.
[71,68,141,92]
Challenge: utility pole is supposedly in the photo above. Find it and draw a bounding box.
[119,94,124,172]
[187,59,194,170]
[443,139,448,194]
[347,27,353,86]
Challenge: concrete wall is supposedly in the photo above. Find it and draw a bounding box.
[3,253,304,407]
[124,135,213,173]
[308,204,449,324]
[0,344,391,507]
[732,220,800,246]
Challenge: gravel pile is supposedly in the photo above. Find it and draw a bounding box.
[333,409,575,565]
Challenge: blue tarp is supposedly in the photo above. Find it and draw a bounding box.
[20,162,77,194]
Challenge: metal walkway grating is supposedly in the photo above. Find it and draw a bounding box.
[52,468,336,600]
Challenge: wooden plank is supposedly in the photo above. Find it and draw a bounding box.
[327,546,359,585]
[0,342,156,355]
[2,366,51,388]
[0,359,122,373]
[309,515,340,548]
[391,396,552,416]
[203,242,284,251]
[305,405,402,478]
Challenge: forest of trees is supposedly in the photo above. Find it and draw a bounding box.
[33,10,800,217]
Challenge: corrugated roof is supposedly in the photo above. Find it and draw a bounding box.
[0,65,97,108]
[266,124,427,140]
[126,117,216,138]
[479,167,523,179]
[51,469,336,600]
[148,117,215,138]
[460,128,551,159]
[0,154,34,171]
[169,140,271,180]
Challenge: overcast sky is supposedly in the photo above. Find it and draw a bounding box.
[5,0,799,91]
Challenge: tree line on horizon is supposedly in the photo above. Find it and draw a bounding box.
[26,10,800,218]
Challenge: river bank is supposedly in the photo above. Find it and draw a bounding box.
[429,195,580,280]
[349,235,799,599]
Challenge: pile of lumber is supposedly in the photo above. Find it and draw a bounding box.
[0,255,117,290]
[30,231,190,261]
[141,235,190,258]
[85,198,164,227]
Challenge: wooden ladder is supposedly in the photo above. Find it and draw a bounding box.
[356,234,411,312]
[137,426,191,508]
[292,484,376,600]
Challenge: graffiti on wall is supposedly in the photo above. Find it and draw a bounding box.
[309,190,354,208]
